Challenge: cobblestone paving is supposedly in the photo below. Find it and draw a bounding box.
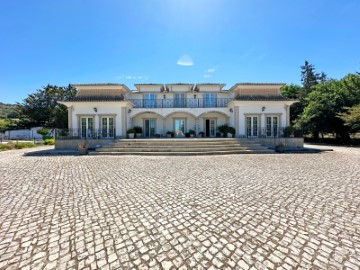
[0,146,360,270]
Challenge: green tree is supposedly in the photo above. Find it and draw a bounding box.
[16,84,76,129]
[339,104,360,133]
[281,84,303,124]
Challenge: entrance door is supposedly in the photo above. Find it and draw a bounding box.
[246,116,258,137]
[205,119,216,137]
[101,117,114,138]
[174,119,186,137]
[266,116,279,137]
[144,119,156,137]
[81,117,94,138]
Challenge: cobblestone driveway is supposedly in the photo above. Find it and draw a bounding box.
[0,146,359,270]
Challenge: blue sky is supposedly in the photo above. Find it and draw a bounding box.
[1,0,359,104]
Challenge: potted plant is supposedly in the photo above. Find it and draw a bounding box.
[217,124,229,137]
[198,131,205,138]
[275,142,285,153]
[127,128,135,139]
[78,141,89,155]
[166,131,173,138]
[227,127,236,138]
[284,126,295,138]
[133,126,143,138]
[189,129,196,138]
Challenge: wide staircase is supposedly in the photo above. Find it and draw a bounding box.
[89,138,274,156]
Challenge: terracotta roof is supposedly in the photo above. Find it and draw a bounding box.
[235,95,294,101]
[71,83,127,86]
[235,83,285,85]
[68,95,125,102]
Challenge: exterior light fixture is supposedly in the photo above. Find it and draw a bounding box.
[128,109,132,113]
[229,108,233,113]
[194,94,197,99]
[163,95,166,99]
[262,106,266,112]
[93,107,97,112]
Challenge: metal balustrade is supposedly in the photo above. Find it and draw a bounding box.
[128,98,232,108]
[55,129,116,140]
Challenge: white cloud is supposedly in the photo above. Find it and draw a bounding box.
[203,66,218,78]
[177,54,194,66]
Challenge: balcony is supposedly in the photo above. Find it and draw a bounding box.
[128,98,232,108]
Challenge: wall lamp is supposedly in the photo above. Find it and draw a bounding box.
[93,107,97,112]
[194,94,197,99]
[262,106,266,112]
[128,109,132,113]
[229,108,233,113]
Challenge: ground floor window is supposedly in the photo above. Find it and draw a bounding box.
[246,116,258,137]
[174,119,186,137]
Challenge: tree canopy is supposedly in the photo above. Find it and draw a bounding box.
[16,84,76,129]
[281,61,360,140]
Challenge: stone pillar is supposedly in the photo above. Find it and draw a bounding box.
[286,105,290,126]
[122,107,127,138]
[234,106,239,137]
[68,106,73,129]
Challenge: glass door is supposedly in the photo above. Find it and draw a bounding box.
[101,117,114,138]
[174,94,186,108]
[205,119,216,137]
[144,94,156,108]
[204,93,216,108]
[144,119,156,137]
[81,117,94,138]
[174,119,186,137]
[266,116,279,137]
[246,116,258,137]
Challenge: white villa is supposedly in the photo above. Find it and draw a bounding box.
[59,83,297,139]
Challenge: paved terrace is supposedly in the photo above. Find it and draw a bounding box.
[0,146,359,270]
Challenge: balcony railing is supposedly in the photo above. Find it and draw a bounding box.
[128,98,232,108]
[243,128,303,138]
[55,129,116,140]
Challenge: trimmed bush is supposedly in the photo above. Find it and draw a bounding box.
[44,138,55,145]
[14,142,36,149]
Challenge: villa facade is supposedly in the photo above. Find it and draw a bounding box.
[59,83,297,139]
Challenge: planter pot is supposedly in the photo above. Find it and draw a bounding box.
[227,133,233,138]
[166,134,172,138]
[128,133,134,139]
[78,148,88,155]
[136,133,142,138]
[190,134,195,138]
[275,146,285,153]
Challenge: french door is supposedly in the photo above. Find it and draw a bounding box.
[205,119,216,137]
[144,119,156,137]
[81,117,94,138]
[204,94,216,108]
[174,119,186,137]
[144,94,156,108]
[174,94,186,108]
[246,116,258,137]
[101,117,114,138]
[266,116,279,137]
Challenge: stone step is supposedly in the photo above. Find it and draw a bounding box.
[89,149,275,156]
[96,146,249,152]
[105,144,247,149]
